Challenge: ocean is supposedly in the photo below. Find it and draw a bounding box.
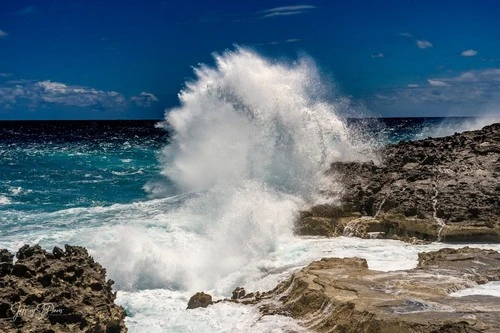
[1,49,499,332]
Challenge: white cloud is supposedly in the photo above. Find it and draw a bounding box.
[131,92,159,107]
[259,5,317,18]
[371,53,384,58]
[408,84,419,88]
[461,49,478,57]
[0,29,8,38]
[416,40,433,49]
[373,68,500,112]
[398,32,413,37]
[0,80,129,110]
[35,80,128,108]
[427,79,449,87]
[0,73,12,78]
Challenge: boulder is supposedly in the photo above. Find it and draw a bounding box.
[0,244,127,333]
[187,292,212,309]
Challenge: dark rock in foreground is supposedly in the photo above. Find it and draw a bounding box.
[297,123,500,242]
[239,247,500,332]
[187,292,212,309]
[0,244,127,332]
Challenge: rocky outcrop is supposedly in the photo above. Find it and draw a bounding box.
[243,247,500,332]
[0,244,127,333]
[186,292,213,309]
[297,123,500,242]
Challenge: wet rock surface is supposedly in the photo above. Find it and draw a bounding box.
[239,247,500,332]
[186,292,213,309]
[297,123,500,242]
[0,244,127,333]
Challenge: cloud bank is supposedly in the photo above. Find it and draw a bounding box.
[373,68,500,115]
[0,80,158,112]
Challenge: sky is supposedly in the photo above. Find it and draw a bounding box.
[0,0,499,120]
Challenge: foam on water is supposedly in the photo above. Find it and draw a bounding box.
[450,282,500,298]
[0,195,12,205]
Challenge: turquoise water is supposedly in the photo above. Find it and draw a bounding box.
[0,121,167,213]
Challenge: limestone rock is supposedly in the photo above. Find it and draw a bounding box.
[0,244,127,333]
[297,123,500,243]
[187,292,212,309]
[231,287,246,300]
[252,247,500,332]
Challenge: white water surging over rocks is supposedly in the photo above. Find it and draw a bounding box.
[113,48,372,293]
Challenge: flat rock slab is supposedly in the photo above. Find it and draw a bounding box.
[247,247,500,332]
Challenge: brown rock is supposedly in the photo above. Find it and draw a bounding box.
[232,287,246,300]
[0,245,127,332]
[253,247,500,332]
[297,123,500,243]
[187,292,212,309]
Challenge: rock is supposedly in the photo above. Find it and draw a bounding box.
[232,287,246,300]
[297,123,500,243]
[187,292,212,309]
[252,247,500,332]
[0,245,127,332]
[294,217,336,236]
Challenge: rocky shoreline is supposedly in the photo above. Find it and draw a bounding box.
[2,124,499,332]
[188,123,500,332]
[296,123,500,243]
[0,245,127,333]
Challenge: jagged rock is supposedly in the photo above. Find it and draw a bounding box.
[231,287,246,300]
[0,244,127,332]
[251,247,500,332]
[187,292,212,309]
[297,123,500,242]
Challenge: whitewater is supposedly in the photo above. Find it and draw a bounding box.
[1,48,499,332]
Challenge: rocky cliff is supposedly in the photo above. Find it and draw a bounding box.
[0,244,127,333]
[297,123,500,242]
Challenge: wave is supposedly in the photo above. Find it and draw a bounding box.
[2,48,373,295]
[116,47,371,292]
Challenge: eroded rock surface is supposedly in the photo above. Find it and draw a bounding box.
[243,247,500,332]
[187,292,213,309]
[297,123,500,242]
[0,244,127,333]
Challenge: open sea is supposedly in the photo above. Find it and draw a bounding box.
[1,49,499,332]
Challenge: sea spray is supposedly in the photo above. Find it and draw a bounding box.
[131,48,372,292]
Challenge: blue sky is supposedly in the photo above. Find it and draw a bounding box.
[0,0,499,119]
